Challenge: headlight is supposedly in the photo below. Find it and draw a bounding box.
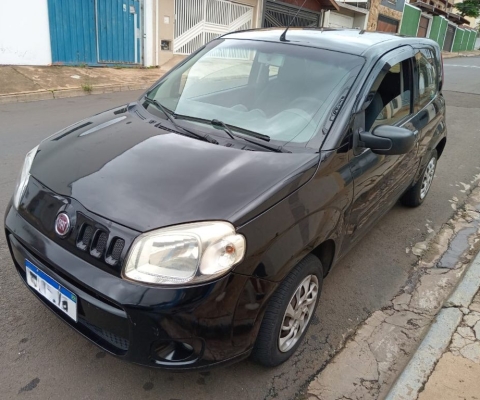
[13,146,39,209]
[123,221,246,285]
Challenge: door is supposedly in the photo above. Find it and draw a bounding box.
[342,48,419,251]
[96,0,140,64]
[417,16,429,38]
[377,15,399,33]
[48,0,97,65]
[48,0,140,66]
[412,48,445,184]
[327,12,354,29]
[443,25,455,52]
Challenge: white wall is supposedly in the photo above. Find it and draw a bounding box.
[0,0,52,65]
[144,0,155,66]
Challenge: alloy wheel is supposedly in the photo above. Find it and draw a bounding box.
[278,274,319,353]
[420,156,436,199]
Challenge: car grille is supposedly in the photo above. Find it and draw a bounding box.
[80,319,130,352]
[76,223,125,266]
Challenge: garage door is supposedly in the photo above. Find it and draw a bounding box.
[443,25,455,52]
[264,0,320,28]
[377,15,399,33]
[399,3,421,36]
[417,16,429,38]
[48,0,141,66]
[328,12,354,28]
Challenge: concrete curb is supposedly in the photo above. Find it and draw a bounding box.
[0,83,152,105]
[442,52,480,59]
[446,254,480,308]
[385,252,480,400]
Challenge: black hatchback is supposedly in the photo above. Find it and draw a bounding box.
[5,29,446,369]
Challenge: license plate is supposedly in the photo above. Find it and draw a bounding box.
[26,259,77,322]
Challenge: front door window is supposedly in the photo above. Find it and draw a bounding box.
[365,60,413,132]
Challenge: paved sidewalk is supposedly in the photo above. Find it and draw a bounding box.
[386,245,480,399]
[0,65,165,104]
[306,185,480,400]
[419,290,480,399]
[442,50,480,59]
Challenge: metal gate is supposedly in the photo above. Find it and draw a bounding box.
[174,0,254,55]
[264,0,320,28]
[48,0,141,66]
[443,24,455,52]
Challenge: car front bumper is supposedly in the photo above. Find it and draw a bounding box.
[5,205,276,370]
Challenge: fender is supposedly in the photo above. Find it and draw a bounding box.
[235,148,353,282]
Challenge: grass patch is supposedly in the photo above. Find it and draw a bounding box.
[81,83,93,93]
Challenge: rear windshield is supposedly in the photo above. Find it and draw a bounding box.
[148,39,364,146]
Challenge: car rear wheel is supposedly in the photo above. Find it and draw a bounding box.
[251,254,323,367]
[401,149,438,207]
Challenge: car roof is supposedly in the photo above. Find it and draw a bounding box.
[221,28,439,58]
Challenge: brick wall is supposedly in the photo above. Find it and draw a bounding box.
[367,0,403,31]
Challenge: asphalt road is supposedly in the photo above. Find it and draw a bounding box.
[1,57,480,400]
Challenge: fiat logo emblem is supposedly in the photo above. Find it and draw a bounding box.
[55,213,71,238]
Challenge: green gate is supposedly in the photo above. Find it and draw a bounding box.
[466,30,476,51]
[400,4,421,36]
[452,28,465,52]
[428,16,448,48]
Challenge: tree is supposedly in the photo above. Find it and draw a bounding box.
[455,0,480,18]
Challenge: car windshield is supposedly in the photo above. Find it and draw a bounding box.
[146,39,364,146]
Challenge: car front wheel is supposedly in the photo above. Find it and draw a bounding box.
[251,254,323,367]
[401,149,438,207]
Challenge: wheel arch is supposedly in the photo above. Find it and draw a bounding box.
[436,137,446,159]
[311,239,336,277]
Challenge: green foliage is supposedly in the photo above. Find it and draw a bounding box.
[456,0,480,18]
[81,83,93,93]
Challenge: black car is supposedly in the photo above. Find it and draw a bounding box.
[5,28,446,370]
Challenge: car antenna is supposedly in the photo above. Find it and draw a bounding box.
[280,0,308,42]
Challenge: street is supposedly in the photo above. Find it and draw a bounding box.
[1,56,480,400]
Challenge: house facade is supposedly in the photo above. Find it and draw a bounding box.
[1,0,476,67]
[152,0,264,67]
[0,0,265,67]
[398,1,477,52]
[367,0,405,32]
[364,0,477,52]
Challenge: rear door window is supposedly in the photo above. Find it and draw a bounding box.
[415,49,437,109]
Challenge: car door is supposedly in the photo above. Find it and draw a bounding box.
[341,47,421,251]
[411,47,445,184]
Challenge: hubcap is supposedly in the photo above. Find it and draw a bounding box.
[278,275,319,353]
[420,157,436,199]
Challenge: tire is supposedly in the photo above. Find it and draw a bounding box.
[401,149,438,208]
[251,254,323,367]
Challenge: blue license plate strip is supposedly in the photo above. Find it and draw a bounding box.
[25,259,78,322]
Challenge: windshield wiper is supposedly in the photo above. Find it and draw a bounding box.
[211,119,289,153]
[174,114,288,153]
[211,119,236,139]
[143,97,218,144]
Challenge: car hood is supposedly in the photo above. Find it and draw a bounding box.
[30,105,319,232]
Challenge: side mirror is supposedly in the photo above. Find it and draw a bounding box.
[356,125,417,155]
